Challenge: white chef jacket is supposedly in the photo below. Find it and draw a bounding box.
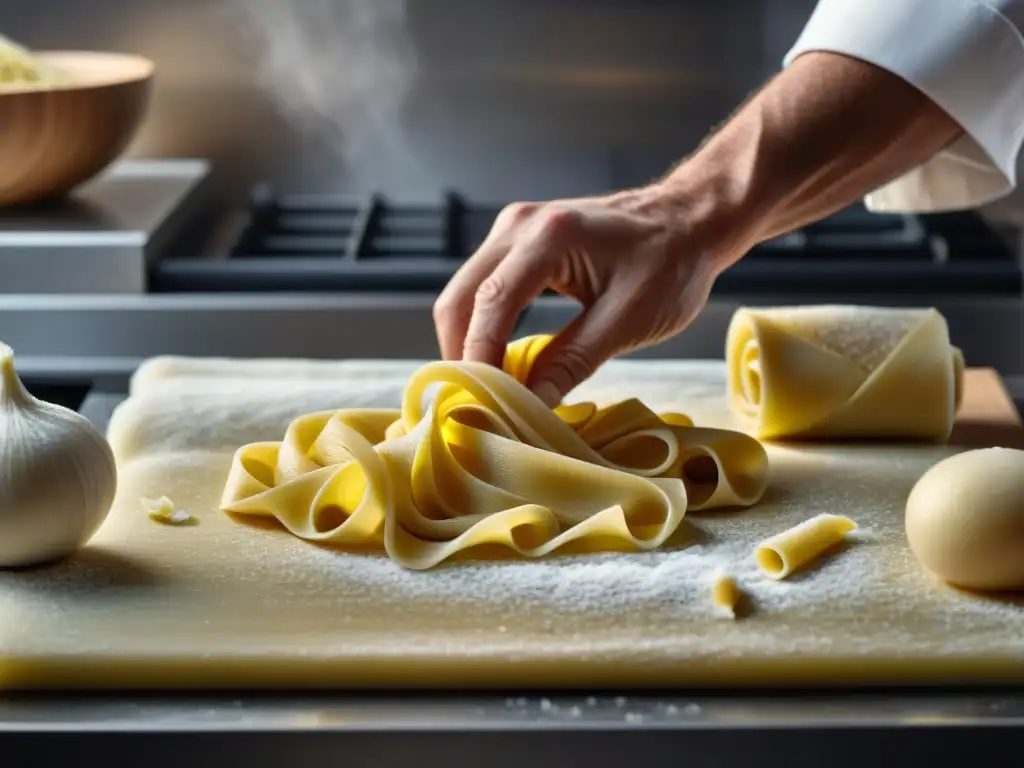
[785,0,1024,212]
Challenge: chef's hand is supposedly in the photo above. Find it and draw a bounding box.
[433,52,961,406]
[431,184,739,406]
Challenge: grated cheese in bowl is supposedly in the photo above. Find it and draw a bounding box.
[0,32,69,90]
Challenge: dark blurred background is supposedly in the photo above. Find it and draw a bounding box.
[1,0,838,203]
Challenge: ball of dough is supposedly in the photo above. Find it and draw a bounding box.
[905,447,1024,590]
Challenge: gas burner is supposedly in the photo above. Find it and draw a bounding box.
[150,185,1023,296]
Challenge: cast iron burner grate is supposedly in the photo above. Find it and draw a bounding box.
[234,187,479,262]
[151,185,1023,295]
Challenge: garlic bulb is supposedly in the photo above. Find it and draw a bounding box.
[0,342,118,568]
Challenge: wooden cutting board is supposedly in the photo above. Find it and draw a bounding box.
[950,368,1023,447]
[0,359,1021,691]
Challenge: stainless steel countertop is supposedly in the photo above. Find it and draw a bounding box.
[3,690,1023,731]
[4,292,1024,375]
[6,293,1023,408]
[2,690,1024,766]
[0,160,213,295]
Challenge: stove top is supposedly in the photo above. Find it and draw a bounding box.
[151,184,1023,296]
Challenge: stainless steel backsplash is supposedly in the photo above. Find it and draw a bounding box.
[2,0,819,203]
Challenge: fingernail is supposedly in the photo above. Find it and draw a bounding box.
[531,381,562,408]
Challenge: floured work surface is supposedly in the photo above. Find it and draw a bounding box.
[0,359,1022,690]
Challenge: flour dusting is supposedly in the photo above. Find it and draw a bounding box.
[757,305,929,372]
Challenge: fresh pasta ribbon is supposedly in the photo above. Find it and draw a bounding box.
[219,335,770,570]
[755,513,857,580]
[726,306,964,441]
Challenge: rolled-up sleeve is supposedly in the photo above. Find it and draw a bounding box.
[785,0,1024,212]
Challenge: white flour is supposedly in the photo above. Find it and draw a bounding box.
[756,305,927,372]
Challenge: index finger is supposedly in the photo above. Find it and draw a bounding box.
[434,203,542,360]
[433,237,507,361]
[462,210,573,367]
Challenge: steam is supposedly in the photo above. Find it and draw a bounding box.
[229,0,422,186]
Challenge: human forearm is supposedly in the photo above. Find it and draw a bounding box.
[661,51,963,264]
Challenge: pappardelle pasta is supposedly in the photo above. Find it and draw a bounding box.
[219,335,770,570]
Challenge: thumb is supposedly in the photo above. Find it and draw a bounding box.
[526,301,623,407]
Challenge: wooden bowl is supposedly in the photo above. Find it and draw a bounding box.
[0,51,154,207]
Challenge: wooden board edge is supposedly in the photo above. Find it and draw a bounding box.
[953,367,1024,449]
[961,367,1022,425]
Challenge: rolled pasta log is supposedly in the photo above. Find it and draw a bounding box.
[726,306,963,441]
[219,335,771,570]
[755,513,857,580]
[711,571,743,619]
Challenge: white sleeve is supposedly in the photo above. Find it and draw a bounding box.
[784,0,1024,213]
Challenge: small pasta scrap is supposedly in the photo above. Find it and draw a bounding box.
[755,513,857,580]
[711,569,744,619]
[142,496,197,526]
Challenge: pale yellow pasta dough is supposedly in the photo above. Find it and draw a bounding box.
[755,513,857,580]
[219,335,770,570]
[905,447,1024,591]
[711,570,742,618]
[726,306,963,441]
